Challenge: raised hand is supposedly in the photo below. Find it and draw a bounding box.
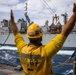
[73,3,76,13]
[10,9,15,24]
[10,9,19,35]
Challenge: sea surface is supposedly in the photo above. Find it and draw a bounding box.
[0,46,75,75]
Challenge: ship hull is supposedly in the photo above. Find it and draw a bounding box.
[0,33,76,48]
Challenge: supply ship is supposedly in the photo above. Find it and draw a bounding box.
[0,3,76,48]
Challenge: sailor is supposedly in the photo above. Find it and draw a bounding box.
[10,3,76,75]
[68,50,76,75]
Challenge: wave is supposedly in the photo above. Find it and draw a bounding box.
[0,46,74,55]
[0,46,17,50]
[57,50,74,55]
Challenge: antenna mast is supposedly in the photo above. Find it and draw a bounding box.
[24,3,30,26]
[61,13,68,25]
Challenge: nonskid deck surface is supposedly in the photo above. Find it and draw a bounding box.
[0,64,24,75]
[0,64,63,75]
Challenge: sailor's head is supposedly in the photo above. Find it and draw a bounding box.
[26,23,43,44]
[26,23,43,39]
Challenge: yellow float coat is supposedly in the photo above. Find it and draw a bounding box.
[14,34,66,75]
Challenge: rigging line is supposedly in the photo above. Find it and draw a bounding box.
[43,0,55,14]
[0,27,10,47]
[40,0,52,14]
[2,32,10,45]
[50,1,57,11]
[53,59,73,68]
[0,33,10,47]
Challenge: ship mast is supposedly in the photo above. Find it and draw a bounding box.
[52,14,59,24]
[61,13,68,25]
[24,3,30,26]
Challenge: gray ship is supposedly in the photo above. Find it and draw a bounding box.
[0,3,76,48]
[0,15,76,48]
[0,25,76,49]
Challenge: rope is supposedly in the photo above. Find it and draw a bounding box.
[0,27,10,47]
[53,59,73,68]
[2,33,10,45]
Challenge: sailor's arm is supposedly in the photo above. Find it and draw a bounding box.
[10,9,26,52]
[10,9,20,36]
[61,3,76,37]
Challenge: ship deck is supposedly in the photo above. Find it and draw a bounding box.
[0,64,24,75]
[0,64,63,75]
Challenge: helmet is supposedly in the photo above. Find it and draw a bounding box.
[26,23,43,38]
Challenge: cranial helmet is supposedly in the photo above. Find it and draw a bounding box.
[26,23,43,38]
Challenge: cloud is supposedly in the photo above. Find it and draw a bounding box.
[0,0,76,25]
[26,0,53,22]
[0,4,11,12]
[26,0,74,25]
[27,0,43,14]
[12,2,25,10]
[0,0,25,21]
[0,0,19,5]
[0,1,25,12]
[0,13,9,21]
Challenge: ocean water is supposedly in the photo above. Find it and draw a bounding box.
[0,46,75,75]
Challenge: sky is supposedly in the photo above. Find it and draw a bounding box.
[0,0,76,26]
